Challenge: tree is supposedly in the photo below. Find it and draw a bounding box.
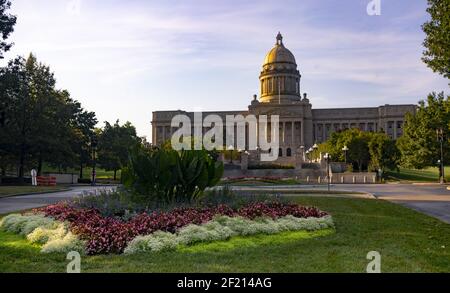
[0,54,97,181]
[320,128,399,173]
[0,0,16,58]
[321,128,370,171]
[68,99,97,179]
[397,92,450,169]
[368,132,400,173]
[422,0,450,79]
[97,120,141,180]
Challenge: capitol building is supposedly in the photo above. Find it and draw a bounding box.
[152,33,416,164]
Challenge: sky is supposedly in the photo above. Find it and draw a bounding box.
[2,0,448,139]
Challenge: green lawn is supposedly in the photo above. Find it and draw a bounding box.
[41,163,121,180]
[0,196,449,272]
[0,186,69,198]
[386,166,450,182]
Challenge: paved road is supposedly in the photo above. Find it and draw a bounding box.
[230,184,450,224]
[0,185,116,214]
[1,184,449,224]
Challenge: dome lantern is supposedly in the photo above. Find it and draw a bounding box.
[276,31,283,45]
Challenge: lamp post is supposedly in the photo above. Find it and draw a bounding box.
[436,128,444,184]
[312,143,318,162]
[227,145,234,164]
[90,135,98,186]
[324,153,331,191]
[342,145,349,164]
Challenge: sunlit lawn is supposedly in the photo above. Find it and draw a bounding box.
[386,166,450,182]
[0,196,449,272]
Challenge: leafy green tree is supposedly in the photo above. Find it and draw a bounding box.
[368,132,400,173]
[0,54,55,180]
[320,128,399,172]
[397,92,450,169]
[68,99,97,178]
[422,0,450,79]
[0,0,16,58]
[321,128,370,171]
[97,120,141,180]
[0,54,97,181]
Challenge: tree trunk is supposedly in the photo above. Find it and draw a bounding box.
[18,143,25,184]
[37,154,43,176]
[114,169,117,181]
[79,162,83,179]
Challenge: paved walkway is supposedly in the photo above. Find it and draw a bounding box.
[230,184,450,224]
[0,185,116,214]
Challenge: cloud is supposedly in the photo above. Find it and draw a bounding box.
[3,0,447,137]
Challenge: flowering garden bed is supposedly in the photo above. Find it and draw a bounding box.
[0,201,333,255]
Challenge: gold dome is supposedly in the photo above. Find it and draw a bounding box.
[263,32,296,65]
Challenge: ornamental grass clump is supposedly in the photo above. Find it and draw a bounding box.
[124,231,178,254]
[41,231,86,254]
[123,215,335,254]
[0,213,85,254]
[31,201,331,255]
[26,222,69,244]
[0,213,54,235]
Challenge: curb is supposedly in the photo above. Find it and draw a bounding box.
[0,188,72,199]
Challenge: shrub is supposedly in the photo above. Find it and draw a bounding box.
[122,145,224,204]
[237,202,328,219]
[124,231,178,254]
[72,189,144,218]
[0,213,55,235]
[1,213,85,254]
[177,221,236,245]
[248,163,295,169]
[41,231,86,254]
[27,222,69,244]
[124,215,335,254]
[35,201,330,255]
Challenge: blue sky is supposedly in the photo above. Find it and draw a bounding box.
[2,0,448,138]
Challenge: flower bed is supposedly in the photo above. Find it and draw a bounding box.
[1,201,332,255]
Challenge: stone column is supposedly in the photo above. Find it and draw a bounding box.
[393,121,397,139]
[241,152,248,170]
[162,125,166,143]
[291,121,295,146]
[301,120,304,145]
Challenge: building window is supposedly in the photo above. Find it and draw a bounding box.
[279,148,283,157]
[287,148,292,157]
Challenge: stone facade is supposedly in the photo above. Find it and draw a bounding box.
[151,33,416,165]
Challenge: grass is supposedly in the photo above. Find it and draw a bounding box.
[0,196,449,272]
[0,186,69,198]
[41,163,121,180]
[386,166,450,183]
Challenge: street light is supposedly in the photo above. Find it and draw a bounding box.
[436,128,444,184]
[324,153,331,191]
[90,135,98,186]
[300,145,305,161]
[342,145,349,164]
